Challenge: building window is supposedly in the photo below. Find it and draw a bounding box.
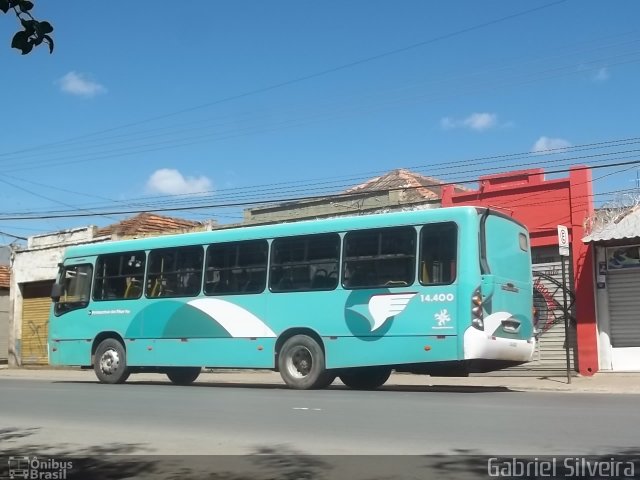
[94,251,146,301]
[270,234,340,292]
[146,246,203,298]
[343,227,416,289]
[419,222,457,285]
[204,240,268,295]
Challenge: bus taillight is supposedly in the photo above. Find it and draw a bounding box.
[471,287,484,330]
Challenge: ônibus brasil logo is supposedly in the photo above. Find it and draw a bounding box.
[7,456,73,480]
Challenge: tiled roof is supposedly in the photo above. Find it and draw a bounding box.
[96,213,203,238]
[345,168,466,201]
[583,205,640,242]
[0,265,9,289]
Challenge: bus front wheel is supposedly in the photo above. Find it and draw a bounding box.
[93,338,130,384]
[339,367,392,390]
[278,335,334,390]
[166,367,201,385]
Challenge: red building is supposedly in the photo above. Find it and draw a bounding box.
[441,166,598,375]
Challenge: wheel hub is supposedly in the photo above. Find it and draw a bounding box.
[99,348,120,375]
[287,346,312,378]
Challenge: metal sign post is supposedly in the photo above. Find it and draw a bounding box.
[557,225,571,384]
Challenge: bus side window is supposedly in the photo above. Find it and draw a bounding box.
[146,246,203,298]
[419,222,457,286]
[204,240,268,296]
[343,227,416,289]
[270,234,340,293]
[124,278,142,298]
[421,261,429,284]
[94,251,146,301]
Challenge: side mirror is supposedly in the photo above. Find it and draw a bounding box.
[50,283,62,302]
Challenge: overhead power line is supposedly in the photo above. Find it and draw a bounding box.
[0,230,27,240]
[4,136,639,216]
[1,157,638,221]
[0,0,568,161]
[0,32,633,170]
[3,46,638,174]
[5,26,637,169]
[0,177,120,222]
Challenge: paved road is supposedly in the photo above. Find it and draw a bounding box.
[1,375,638,458]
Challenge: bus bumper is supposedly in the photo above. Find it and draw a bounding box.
[463,326,535,363]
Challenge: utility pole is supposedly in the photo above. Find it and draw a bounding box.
[557,225,572,384]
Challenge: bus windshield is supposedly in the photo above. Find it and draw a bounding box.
[54,264,93,315]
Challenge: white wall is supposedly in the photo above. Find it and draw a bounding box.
[27,226,97,249]
[594,246,613,370]
[0,246,9,265]
[8,226,105,367]
[9,246,64,366]
[0,290,8,362]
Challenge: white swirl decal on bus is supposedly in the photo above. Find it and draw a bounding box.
[367,292,417,331]
[188,298,276,338]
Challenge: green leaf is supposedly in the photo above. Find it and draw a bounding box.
[11,31,33,55]
[39,21,53,34]
[18,0,33,11]
[44,34,54,53]
[11,29,29,49]
[0,0,10,14]
[20,41,33,55]
[20,18,36,35]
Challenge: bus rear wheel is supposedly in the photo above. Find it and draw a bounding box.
[339,367,392,390]
[278,335,334,390]
[166,367,201,385]
[94,338,130,384]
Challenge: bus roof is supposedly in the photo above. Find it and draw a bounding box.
[62,206,508,259]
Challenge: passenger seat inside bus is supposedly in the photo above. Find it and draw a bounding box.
[124,278,142,298]
[347,265,375,288]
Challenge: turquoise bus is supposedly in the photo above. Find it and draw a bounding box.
[49,206,535,390]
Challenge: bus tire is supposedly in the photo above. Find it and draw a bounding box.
[166,367,201,385]
[315,372,337,389]
[339,367,392,390]
[93,338,130,384]
[278,335,333,390]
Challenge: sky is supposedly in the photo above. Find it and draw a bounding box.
[1,0,640,247]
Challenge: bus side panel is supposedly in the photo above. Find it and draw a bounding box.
[125,338,276,368]
[48,305,133,364]
[49,339,92,366]
[324,335,458,369]
[103,295,271,367]
[267,288,462,338]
